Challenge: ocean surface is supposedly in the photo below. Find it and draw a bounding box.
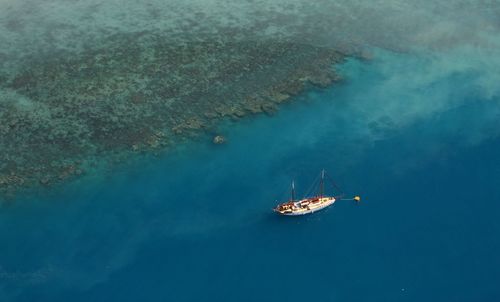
[1,48,500,301]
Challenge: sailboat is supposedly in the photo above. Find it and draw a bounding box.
[273,170,360,216]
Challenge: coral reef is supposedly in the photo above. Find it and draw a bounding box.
[213,135,227,145]
[0,32,345,194]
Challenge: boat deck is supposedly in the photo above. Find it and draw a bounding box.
[274,196,336,216]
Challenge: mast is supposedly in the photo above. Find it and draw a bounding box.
[291,180,295,201]
[320,169,325,198]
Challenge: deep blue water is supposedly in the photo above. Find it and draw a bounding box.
[1,49,500,301]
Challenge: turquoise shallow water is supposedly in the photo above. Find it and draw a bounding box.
[1,49,500,301]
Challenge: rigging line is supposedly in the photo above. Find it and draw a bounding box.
[277,180,293,202]
[303,172,320,199]
[325,173,344,196]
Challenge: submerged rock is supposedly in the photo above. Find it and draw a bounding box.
[213,135,226,145]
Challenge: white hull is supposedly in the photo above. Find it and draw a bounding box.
[275,197,336,216]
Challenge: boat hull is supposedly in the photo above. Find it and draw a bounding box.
[274,197,336,216]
